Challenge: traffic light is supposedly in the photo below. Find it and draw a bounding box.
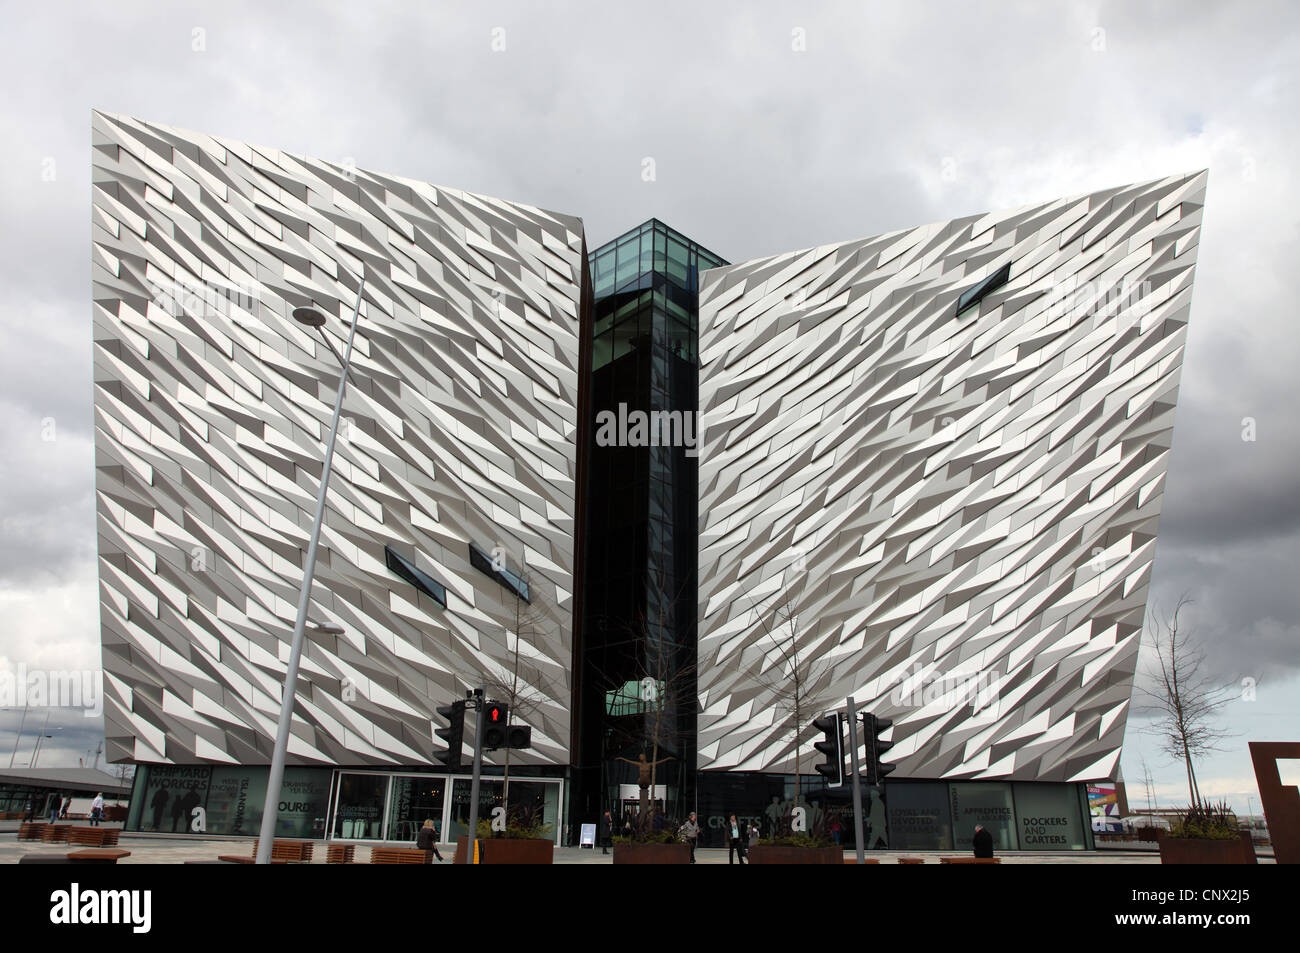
[483,701,509,748]
[812,712,844,787]
[434,699,465,768]
[503,724,532,750]
[863,713,895,784]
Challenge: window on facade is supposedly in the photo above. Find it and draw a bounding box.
[468,542,530,602]
[956,261,1012,316]
[384,546,447,608]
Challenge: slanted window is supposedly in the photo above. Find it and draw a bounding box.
[957,261,1012,316]
[469,543,530,603]
[385,546,447,608]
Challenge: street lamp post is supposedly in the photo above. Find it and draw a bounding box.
[32,726,62,767]
[256,279,365,864]
[9,702,30,768]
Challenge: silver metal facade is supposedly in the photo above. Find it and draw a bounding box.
[92,112,586,768]
[696,173,1206,782]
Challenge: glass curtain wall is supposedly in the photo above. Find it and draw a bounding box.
[577,220,727,834]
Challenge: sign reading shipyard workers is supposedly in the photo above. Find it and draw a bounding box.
[138,766,211,833]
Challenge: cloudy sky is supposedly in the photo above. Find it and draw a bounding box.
[0,1,1295,812]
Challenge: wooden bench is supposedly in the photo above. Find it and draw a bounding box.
[369,847,428,864]
[19,849,132,865]
[66,849,131,864]
[40,825,71,843]
[252,839,314,862]
[326,844,356,864]
[67,826,110,847]
[897,857,925,864]
[17,822,47,841]
[100,829,121,846]
[939,856,1001,864]
[843,857,881,863]
[216,855,290,864]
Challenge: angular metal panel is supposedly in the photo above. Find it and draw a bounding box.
[696,173,1207,781]
[92,112,585,767]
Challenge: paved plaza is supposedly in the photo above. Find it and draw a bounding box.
[3,827,1269,864]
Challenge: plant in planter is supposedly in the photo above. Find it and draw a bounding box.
[1158,801,1256,865]
[611,811,691,864]
[749,809,843,864]
[472,802,555,864]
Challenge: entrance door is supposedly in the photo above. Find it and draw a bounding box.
[332,773,388,839]
[385,776,447,844]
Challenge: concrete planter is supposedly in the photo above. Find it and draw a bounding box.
[612,842,691,864]
[481,837,554,864]
[1157,830,1257,864]
[747,845,844,865]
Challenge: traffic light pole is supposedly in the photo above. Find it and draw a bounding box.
[845,696,866,865]
[466,687,485,863]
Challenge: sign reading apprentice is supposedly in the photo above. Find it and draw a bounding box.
[949,783,1014,848]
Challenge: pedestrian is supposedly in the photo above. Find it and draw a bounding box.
[416,818,444,862]
[600,809,614,855]
[830,815,842,845]
[678,811,700,864]
[60,796,71,820]
[48,794,60,824]
[728,814,746,865]
[972,824,994,859]
[90,792,105,827]
[748,821,761,852]
[23,797,35,823]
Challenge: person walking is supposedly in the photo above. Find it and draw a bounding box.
[728,814,746,864]
[23,797,35,823]
[47,794,60,824]
[417,818,444,862]
[972,824,994,859]
[599,810,615,855]
[90,792,105,827]
[60,796,71,820]
[679,812,700,864]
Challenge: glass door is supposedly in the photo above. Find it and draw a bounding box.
[332,773,388,840]
[385,775,447,844]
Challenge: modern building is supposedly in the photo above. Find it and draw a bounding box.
[92,110,590,842]
[92,112,1204,850]
[694,172,1205,849]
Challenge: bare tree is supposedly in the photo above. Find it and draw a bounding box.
[743,576,833,814]
[1135,597,1233,809]
[1140,755,1156,814]
[479,564,559,816]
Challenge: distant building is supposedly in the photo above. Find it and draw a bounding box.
[0,768,131,818]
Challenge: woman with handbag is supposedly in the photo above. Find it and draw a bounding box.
[417,818,444,862]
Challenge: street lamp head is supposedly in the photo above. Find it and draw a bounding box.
[292,307,328,328]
